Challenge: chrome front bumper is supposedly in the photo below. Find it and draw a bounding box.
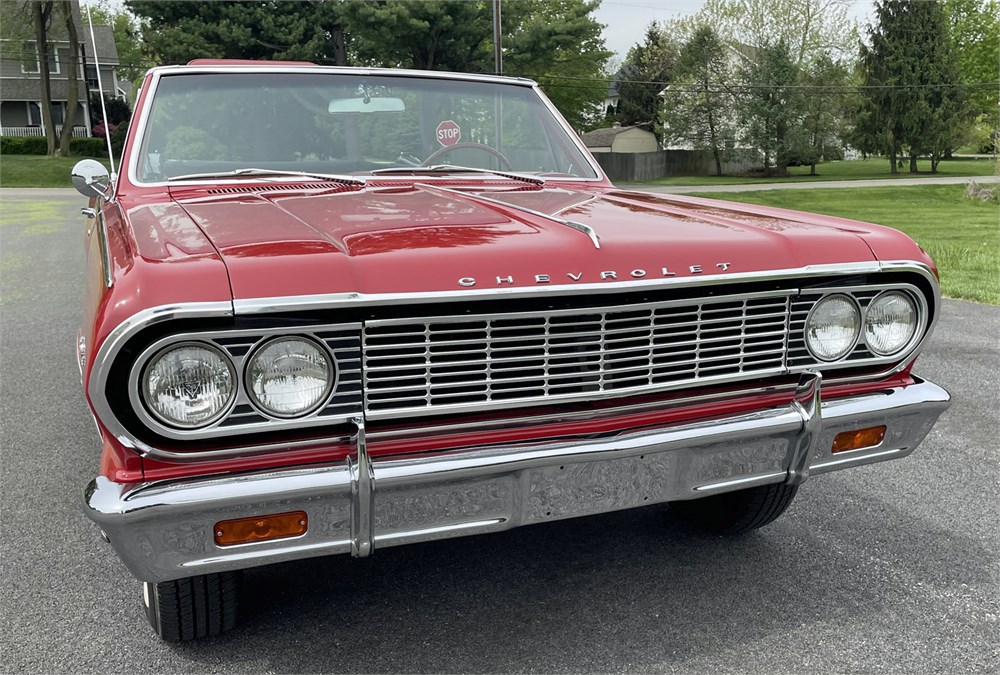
[85,374,950,583]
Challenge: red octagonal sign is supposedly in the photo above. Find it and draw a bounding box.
[435,120,461,147]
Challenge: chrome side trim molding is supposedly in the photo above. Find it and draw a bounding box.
[95,208,113,288]
[348,417,374,558]
[414,182,602,249]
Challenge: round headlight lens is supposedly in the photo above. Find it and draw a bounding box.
[805,294,860,362]
[246,337,334,417]
[865,291,918,356]
[142,343,236,428]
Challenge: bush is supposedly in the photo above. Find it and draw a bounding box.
[71,138,108,156]
[1,136,109,157]
[0,136,107,157]
[1,136,49,155]
[110,120,129,158]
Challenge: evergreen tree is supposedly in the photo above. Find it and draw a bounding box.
[615,23,679,136]
[856,0,972,173]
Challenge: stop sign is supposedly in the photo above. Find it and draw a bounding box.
[435,120,461,147]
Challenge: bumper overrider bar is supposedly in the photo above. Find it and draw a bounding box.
[85,373,950,583]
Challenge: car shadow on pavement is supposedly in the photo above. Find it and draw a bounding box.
[165,476,996,673]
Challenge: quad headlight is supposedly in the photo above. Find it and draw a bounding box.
[246,337,334,417]
[864,291,918,356]
[805,294,861,362]
[142,343,236,428]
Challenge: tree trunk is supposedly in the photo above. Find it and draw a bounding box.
[330,25,347,66]
[32,2,56,157]
[58,0,80,157]
[931,154,941,173]
[909,153,918,174]
[889,137,898,174]
[706,89,722,176]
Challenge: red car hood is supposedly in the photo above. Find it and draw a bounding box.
[164,183,921,301]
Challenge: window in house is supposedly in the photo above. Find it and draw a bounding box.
[51,102,65,126]
[86,65,99,90]
[21,42,60,75]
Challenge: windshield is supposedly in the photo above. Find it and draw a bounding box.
[135,72,599,183]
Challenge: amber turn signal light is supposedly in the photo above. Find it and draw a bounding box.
[831,426,886,454]
[214,511,308,547]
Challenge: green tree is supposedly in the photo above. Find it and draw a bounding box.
[800,55,850,174]
[0,0,83,156]
[660,25,735,175]
[88,1,155,81]
[738,40,804,174]
[672,0,857,66]
[128,0,611,133]
[126,1,348,65]
[615,22,679,136]
[943,0,999,118]
[502,0,612,130]
[856,0,972,174]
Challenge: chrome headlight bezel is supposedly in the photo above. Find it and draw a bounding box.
[244,336,337,419]
[139,341,238,429]
[804,293,862,362]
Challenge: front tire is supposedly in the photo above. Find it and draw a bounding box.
[143,571,241,641]
[669,483,799,534]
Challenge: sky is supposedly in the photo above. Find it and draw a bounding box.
[592,0,876,60]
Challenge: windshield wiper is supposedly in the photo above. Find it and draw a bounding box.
[370,165,546,186]
[166,167,366,186]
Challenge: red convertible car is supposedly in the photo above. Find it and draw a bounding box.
[76,61,950,641]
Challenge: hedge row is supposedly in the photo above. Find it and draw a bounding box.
[1,136,108,156]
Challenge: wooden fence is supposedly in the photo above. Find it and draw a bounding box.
[591,149,761,182]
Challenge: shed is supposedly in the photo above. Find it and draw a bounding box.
[580,123,657,153]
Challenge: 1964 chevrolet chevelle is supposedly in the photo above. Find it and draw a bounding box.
[75,61,950,641]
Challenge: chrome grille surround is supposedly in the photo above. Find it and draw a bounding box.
[93,264,937,458]
[127,324,363,441]
[361,282,928,420]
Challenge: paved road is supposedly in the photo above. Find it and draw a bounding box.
[620,174,999,194]
[1,191,998,673]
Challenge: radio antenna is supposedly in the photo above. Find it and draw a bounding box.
[83,1,116,176]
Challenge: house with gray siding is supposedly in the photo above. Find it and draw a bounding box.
[0,0,122,138]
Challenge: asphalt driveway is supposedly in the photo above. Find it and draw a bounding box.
[1,189,997,673]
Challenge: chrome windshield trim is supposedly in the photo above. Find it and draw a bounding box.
[126,68,605,189]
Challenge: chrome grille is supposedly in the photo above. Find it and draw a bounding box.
[363,291,794,418]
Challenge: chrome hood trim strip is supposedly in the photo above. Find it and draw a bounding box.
[232,261,935,314]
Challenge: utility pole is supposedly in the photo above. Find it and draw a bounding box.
[492,0,502,74]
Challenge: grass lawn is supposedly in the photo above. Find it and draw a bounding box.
[0,154,109,188]
[688,184,1000,305]
[641,157,996,186]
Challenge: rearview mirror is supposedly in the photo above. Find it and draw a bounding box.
[72,159,111,199]
[328,97,406,114]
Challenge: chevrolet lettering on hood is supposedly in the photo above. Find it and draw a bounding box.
[459,262,734,286]
[72,60,950,642]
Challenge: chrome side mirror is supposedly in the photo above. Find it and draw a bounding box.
[72,159,111,199]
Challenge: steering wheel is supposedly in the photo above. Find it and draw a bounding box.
[422,143,513,170]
